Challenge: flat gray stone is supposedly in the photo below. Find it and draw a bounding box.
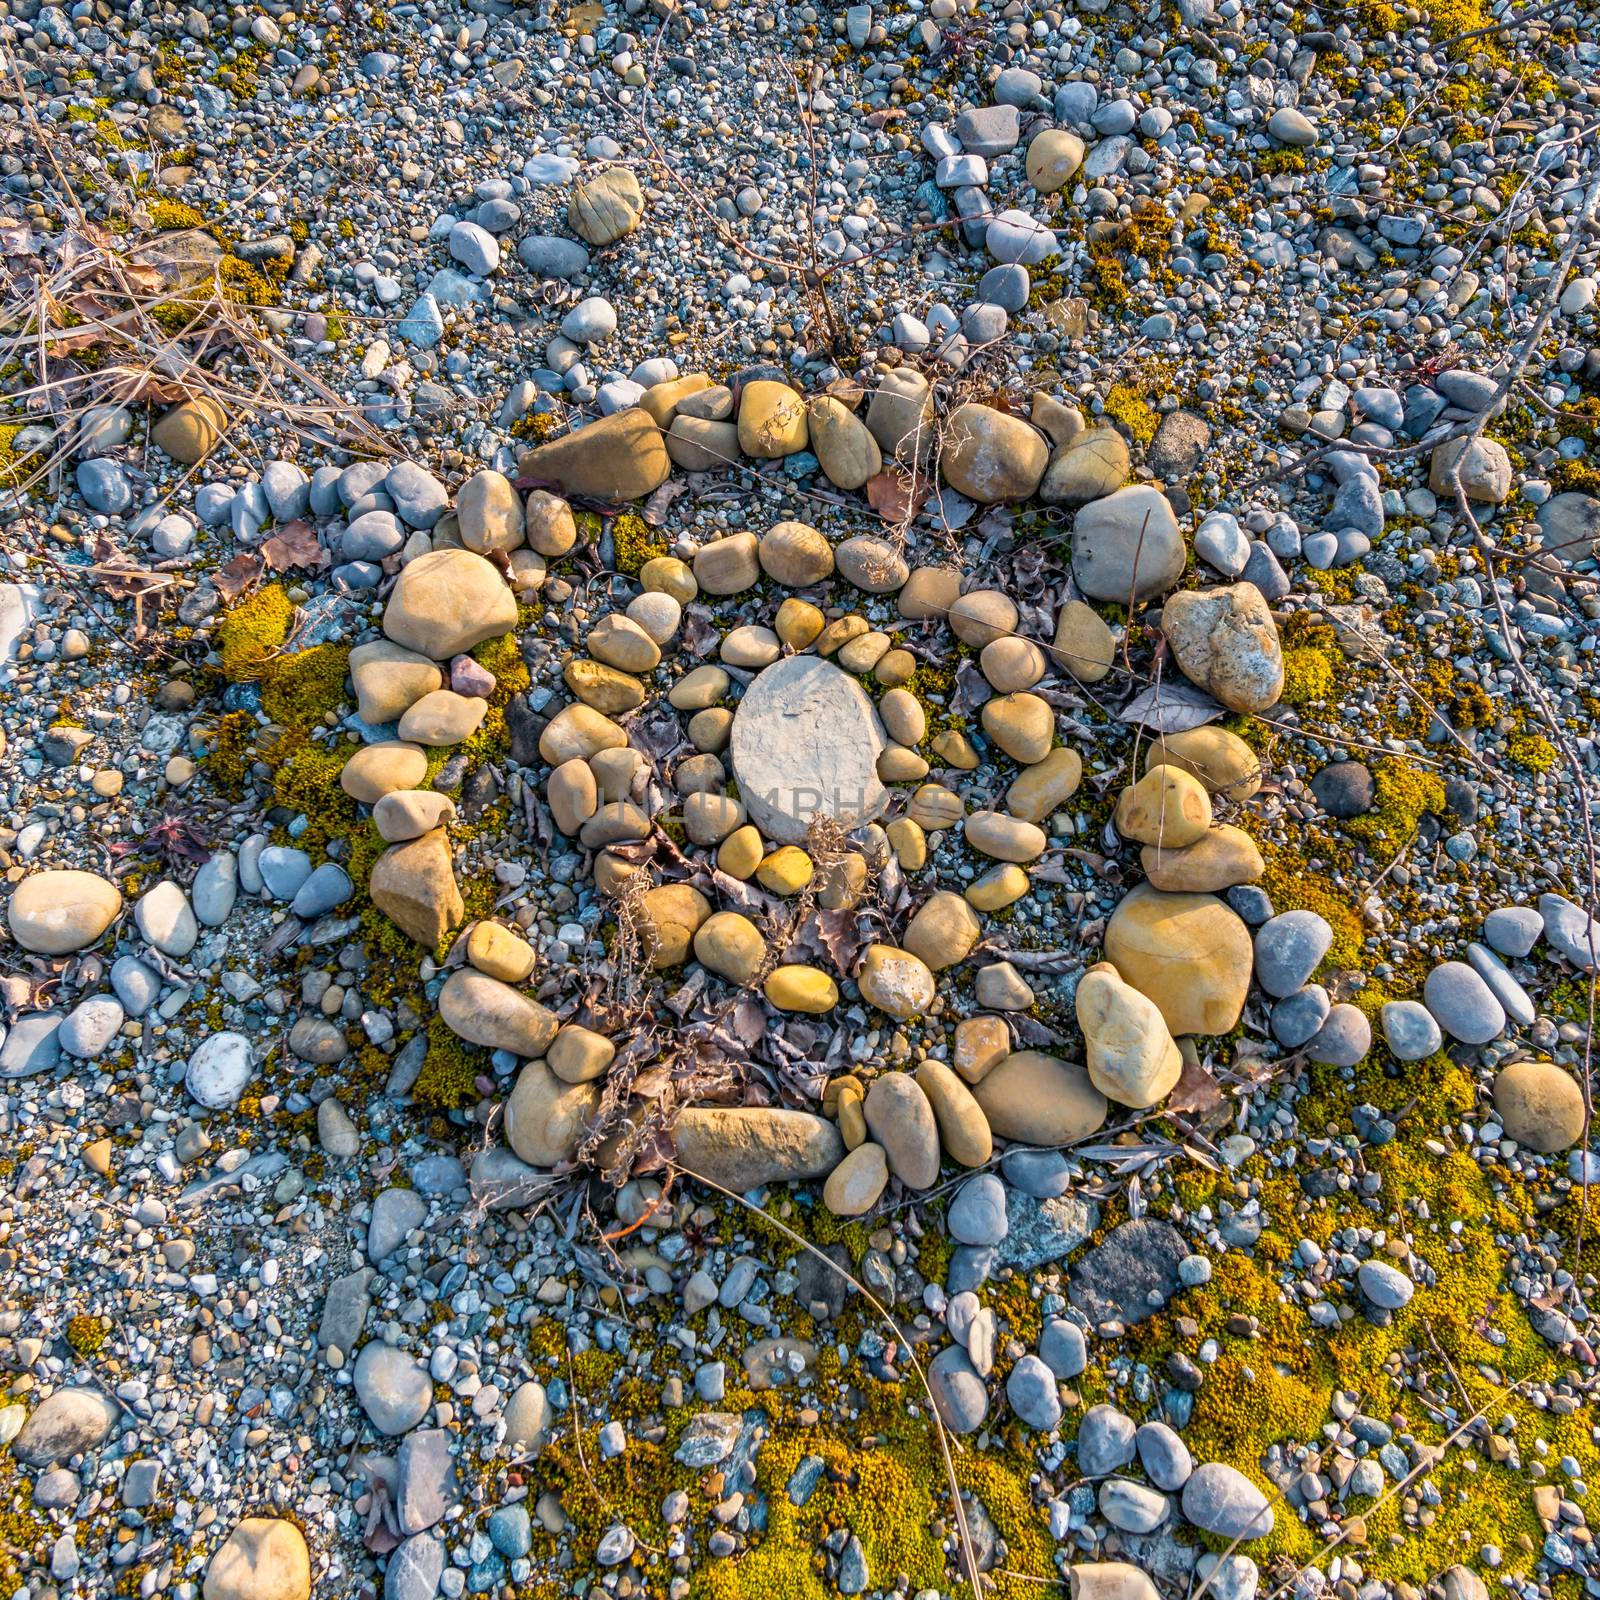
[12,1388,118,1467]
[353,1342,432,1435]
[368,1187,428,1263]
[729,655,887,845]
[395,1427,456,1534]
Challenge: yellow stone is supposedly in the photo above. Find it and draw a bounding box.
[466,920,536,983]
[639,555,697,603]
[774,596,825,650]
[1114,766,1213,848]
[764,965,840,1013]
[930,730,980,769]
[966,864,1030,911]
[757,846,814,895]
[886,818,927,870]
[716,825,764,879]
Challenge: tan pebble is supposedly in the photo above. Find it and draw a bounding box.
[694,912,766,984]
[981,692,1054,764]
[82,1138,113,1176]
[640,884,712,967]
[953,1016,1011,1085]
[1006,746,1083,824]
[539,704,627,765]
[971,1051,1108,1145]
[902,890,982,971]
[823,1142,888,1216]
[1051,598,1115,682]
[687,707,733,753]
[759,520,834,587]
[764,965,840,1013]
[668,665,731,712]
[639,555,697,603]
[589,613,662,673]
[1114,766,1213,848]
[547,759,599,836]
[886,817,927,870]
[964,810,1047,862]
[547,1025,617,1085]
[720,624,782,669]
[856,944,936,1020]
[966,864,1030,911]
[563,659,645,716]
[835,630,892,673]
[813,614,869,656]
[524,490,577,557]
[878,687,926,746]
[908,783,963,831]
[930,729,980,770]
[898,565,961,620]
[980,636,1047,693]
[694,533,761,594]
[340,742,428,803]
[948,589,1018,648]
[91,770,123,798]
[817,852,868,910]
[683,791,746,847]
[579,800,652,848]
[877,745,930,783]
[873,648,916,687]
[673,754,726,796]
[1141,825,1264,893]
[915,1060,993,1168]
[838,1092,869,1151]
[774,597,825,650]
[466,920,537,983]
[756,846,814,896]
[716,825,764,879]
[1143,727,1262,800]
[589,747,643,803]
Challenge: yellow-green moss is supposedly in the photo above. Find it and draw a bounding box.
[65,1313,109,1357]
[217,584,293,681]
[612,511,668,577]
[1103,382,1160,447]
[268,736,359,850]
[1279,645,1338,705]
[147,198,205,231]
[259,644,350,730]
[1344,756,1446,850]
[411,1014,487,1111]
[205,710,258,799]
[1508,731,1557,772]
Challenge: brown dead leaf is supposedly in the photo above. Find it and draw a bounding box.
[262,521,328,572]
[213,552,264,603]
[865,468,929,525]
[1168,1055,1228,1120]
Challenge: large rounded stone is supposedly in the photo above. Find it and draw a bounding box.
[808,395,882,490]
[640,884,712,967]
[1072,486,1185,602]
[1040,429,1129,504]
[12,1387,118,1467]
[383,549,517,659]
[1144,727,1262,800]
[439,969,558,1056]
[518,408,670,500]
[1076,962,1182,1109]
[1493,1060,1584,1152]
[671,1107,843,1191]
[348,640,441,725]
[729,656,887,845]
[1181,1462,1274,1540]
[759,520,834,587]
[823,1142,889,1216]
[7,869,121,953]
[863,1071,940,1189]
[368,830,463,948]
[737,380,809,457]
[693,911,766,985]
[1103,883,1252,1037]
[203,1518,311,1600]
[455,469,525,554]
[971,1052,1107,1145]
[915,1060,992,1167]
[1161,583,1284,712]
[903,891,982,971]
[352,1342,432,1436]
[505,1062,602,1166]
[941,404,1049,502]
[567,166,645,245]
[856,944,936,1019]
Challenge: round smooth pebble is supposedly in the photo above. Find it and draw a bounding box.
[947,1173,1009,1246]
[1379,1000,1442,1060]
[1423,961,1505,1044]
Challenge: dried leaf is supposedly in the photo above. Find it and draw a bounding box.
[1168,1055,1228,1119]
[213,551,264,603]
[865,468,929,525]
[730,999,767,1049]
[952,658,992,715]
[262,520,328,572]
[679,604,719,659]
[1119,680,1224,734]
[641,478,688,527]
[810,908,863,974]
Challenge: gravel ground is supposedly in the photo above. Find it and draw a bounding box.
[0,2,1598,1600]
